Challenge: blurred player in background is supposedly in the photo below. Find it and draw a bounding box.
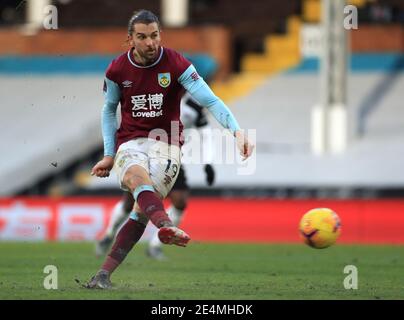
[95,91,216,260]
[87,9,254,289]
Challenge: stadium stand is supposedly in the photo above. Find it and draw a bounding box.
[0,75,103,195]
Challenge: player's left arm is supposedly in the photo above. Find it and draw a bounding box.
[179,65,254,160]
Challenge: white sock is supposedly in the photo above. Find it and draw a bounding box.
[168,205,184,226]
[105,200,131,238]
[149,205,184,248]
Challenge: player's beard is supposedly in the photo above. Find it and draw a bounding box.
[134,47,159,66]
[145,47,158,62]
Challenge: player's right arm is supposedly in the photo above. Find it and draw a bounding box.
[91,77,121,178]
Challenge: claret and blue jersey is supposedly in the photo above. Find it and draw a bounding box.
[102,46,240,157]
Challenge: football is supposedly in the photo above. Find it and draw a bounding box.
[299,208,341,249]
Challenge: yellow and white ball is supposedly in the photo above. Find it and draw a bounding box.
[299,208,341,249]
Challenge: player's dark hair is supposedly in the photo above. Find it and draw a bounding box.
[128,10,161,35]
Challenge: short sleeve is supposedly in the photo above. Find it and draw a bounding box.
[105,60,119,83]
[103,60,119,93]
[174,51,192,80]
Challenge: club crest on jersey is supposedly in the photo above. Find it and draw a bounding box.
[158,73,171,88]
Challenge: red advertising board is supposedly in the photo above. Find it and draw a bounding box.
[0,197,404,244]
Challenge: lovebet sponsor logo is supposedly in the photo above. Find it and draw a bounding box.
[132,110,164,118]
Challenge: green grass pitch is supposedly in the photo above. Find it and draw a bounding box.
[0,242,403,299]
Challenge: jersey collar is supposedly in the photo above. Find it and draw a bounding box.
[127,47,164,68]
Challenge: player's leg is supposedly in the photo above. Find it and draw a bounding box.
[147,190,189,259]
[86,140,189,288]
[87,206,147,289]
[147,166,190,259]
[113,139,181,230]
[95,192,134,257]
[87,165,160,289]
[87,141,157,288]
[87,164,190,288]
[147,142,191,247]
